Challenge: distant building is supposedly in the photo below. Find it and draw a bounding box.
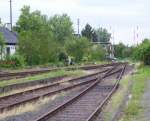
[0,26,18,56]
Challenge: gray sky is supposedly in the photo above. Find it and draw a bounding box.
[0,0,150,45]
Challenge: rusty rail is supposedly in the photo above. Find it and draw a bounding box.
[0,63,121,81]
[32,65,119,121]
[85,64,126,121]
[0,66,118,112]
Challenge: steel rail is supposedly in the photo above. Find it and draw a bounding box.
[32,65,118,121]
[0,67,117,112]
[0,63,122,79]
[85,64,126,121]
[0,68,109,101]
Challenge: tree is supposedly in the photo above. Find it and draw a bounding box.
[114,42,126,58]
[96,28,111,43]
[0,33,5,59]
[81,24,94,41]
[16,6,56,65]
[133,39,150,65]
[92,30,98,42]
[65,37,90,62]
[89,45,106,61]
[19,29,57,65]
[16,6,74,65]
[49,14,74,45]
[15,6,31,32]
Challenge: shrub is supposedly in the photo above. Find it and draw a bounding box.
[65,37,90,62]
[58,51,68,62]
[132,39,150,65]
[89,45,106,61]
[4,54,25,68]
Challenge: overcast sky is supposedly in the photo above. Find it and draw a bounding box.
[0,0,150,45]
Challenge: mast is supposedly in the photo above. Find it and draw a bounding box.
[10,0,12,31]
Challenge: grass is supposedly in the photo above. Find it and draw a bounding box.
[0,92,67,120]
[120,66,150,121]
[0,85,42,97]
[3,61,108,73]
[103,75,131,121]
[0,69,85,88]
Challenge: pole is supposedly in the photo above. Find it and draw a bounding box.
[133,28,135,45]
[77,18,80,37]
[10,0,12,31]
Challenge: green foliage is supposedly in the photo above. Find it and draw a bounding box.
[7,54,25,67]
[65,37,90,62]
[0,54,25,68]
[133,39,150,65]
[0,33,5,59]
[122,67,150,121]
[114,42,126,58]
[81,24,94,41]
[14,6,109,66]
[81,25,111,43]
[15,6,74,65]
[19,29,58,65]
[58,51,68,62]
[49,14,74,44]
[114,42,134,59]
[96,27,111,42]
[89,45,106,61]
[92,30,98,42]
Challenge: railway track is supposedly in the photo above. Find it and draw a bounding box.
[31,64,126,121]
[0,63,120,81]
[0,65,119,112]
[0,63,123,113]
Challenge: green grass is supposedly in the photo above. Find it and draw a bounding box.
[0,69,85,88]
[121,66,150,121]
[4,61,108,73]
[103,75,131,121]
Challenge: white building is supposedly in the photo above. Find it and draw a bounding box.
[0,27,18,56]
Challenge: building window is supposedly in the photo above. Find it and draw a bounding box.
[6,47,10,55]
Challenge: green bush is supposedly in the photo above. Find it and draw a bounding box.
[89,45,106,61]
[133,39,150,65]
[58,51,68,62]
[3,54,25,68]
[65,37,90,62]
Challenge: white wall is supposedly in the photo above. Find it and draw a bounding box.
[0,45,17,60]
[5,45,16,55]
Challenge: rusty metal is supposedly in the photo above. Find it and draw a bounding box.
[85,64,126,121]
[0,67,117,112]
[32,65,121,121]
[0,63,122,81]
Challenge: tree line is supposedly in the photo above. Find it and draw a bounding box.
[13,6,109,66]
[0,6,149,67]
[114,39,150,65]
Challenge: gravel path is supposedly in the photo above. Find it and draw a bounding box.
[137,79,150,121]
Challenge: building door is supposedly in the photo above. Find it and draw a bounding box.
[6,47,10,55]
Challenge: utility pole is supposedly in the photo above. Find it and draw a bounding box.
[9,0,12,31]
[112,30,115,58]
[133,28,136,44]
[77,18,80,37]
[136,26,139,45]
[110,26,115,58]
[133,26,139,45]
